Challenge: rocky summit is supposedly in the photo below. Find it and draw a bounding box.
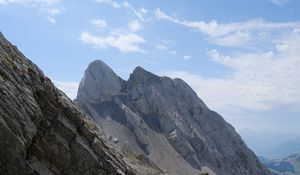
[75,60,271,175]
[0,33,136,175]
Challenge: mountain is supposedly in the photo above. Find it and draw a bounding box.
[266,138,300,159]
[264,152,300,175]
[259,156,271,164]
[75,60,271,175]
[0,33,137,174]
[240,129,300,159]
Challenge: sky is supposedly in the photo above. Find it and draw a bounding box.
[1,0,300,134]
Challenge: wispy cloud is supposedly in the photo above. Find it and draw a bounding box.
[93,0,149,21]
[93,0,120,8]
[268,0,289,6]
[54,81,79,100]
[165,29,300,113]
[128,20,141,32]
[155,8,300,48]
[80,31,145,53]
[90,19,107,28]
[83,1,148,53]
[0,0,62,23]
[156,39,177,56]
[47,8,61,23]
[156,44,167,50]
[183,55,191,60]
[48,7,60,15]
[0,0,59,5]
[123,2,148,21]
[206,49,230,64]
[156,44,177,55]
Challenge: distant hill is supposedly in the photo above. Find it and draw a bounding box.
[264,152,300,175]
[258,156,271,164]
[266,139,300,159]
[239,129,300,159]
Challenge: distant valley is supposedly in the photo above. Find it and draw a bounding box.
[263,152,300,175]
[239,129,300,159]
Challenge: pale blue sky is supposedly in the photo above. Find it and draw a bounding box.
[1,0,300,134]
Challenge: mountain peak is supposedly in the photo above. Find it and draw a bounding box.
[133,66,144,72]
[85,60,117,79]
[77,59,124,103]
[88,59,109,70]
[128,66,160,88]
[132,66,157,77]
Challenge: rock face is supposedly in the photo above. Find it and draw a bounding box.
[77,60,125,103]
[76,60,271,175]
[0,33,135,175]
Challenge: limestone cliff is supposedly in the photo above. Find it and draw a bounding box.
[76,60,271,175]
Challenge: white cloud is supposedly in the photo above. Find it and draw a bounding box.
[155,8,300,48]
[94,0,120,8]
[122,1,148,21]
[211,31,251,47]
[156,44,168,50]
[140,8,147,15]
[0,0,59,5]
[165,29,300,113]
[128,20,141,32]
[80,31,145,53]
[94,0,149,21]
[156,40,177,56]
[155,8,299,37]
[90,19,107,28]
[155,8,173,21]
[268,0,289,6]
[47,8,61,23]
[206,49,230,64]
[164,70,273,112]
[47,16,56,23]
[0,0,62,23]
[48,8,60,16]
[183,55,191,60]
[132,7,148,21]
[122,1,130,7]
[54,81,79,100]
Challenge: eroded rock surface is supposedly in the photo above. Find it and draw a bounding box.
[76,60,271,175]
[0,33,135,175]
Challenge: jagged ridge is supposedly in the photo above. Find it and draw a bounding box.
[76,59,271,175]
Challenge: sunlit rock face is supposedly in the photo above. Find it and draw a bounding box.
[76,59,271,175]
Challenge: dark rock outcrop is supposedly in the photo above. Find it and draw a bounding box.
[0,33,135,175]
[76,60,271,175]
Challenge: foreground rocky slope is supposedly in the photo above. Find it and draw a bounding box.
[0,33,135,174]
[76,60,271,175]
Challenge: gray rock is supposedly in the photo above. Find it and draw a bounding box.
[77,60,125,103]
[76,59,271,175]
[0,32,135,175]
